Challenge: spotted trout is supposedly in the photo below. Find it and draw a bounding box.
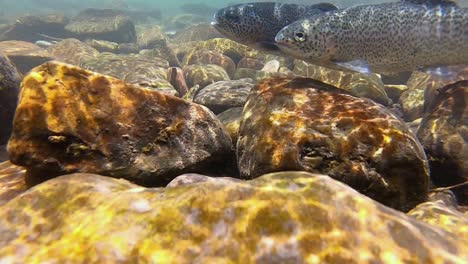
[274,0,468,75]
[211,2,338,53]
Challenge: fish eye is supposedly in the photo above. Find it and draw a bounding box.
[294,31,307,42]
[225,10,240,21]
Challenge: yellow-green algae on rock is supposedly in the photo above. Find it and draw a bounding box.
[7,61,232,184]
[0,171,465,263]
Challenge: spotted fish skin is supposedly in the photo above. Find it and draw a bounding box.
[275,1,468,74]
[211,2,337,52]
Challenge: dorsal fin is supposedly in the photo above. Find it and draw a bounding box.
[401,0,459,6]
[310,3,338,12]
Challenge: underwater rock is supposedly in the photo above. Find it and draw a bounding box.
[80,52,174,93]
[0,53,21,145]
[234,67,257,80]
[293,60,390,106]
[65,8,136,43]
[237,57,264,71]
[167,173,241,187]
[167,67,189,97]
[0,41,53,74]
[116,42,139,54]
[406,67,468,112]
[399,85,425,122]
[139,42,180,67]
[416,81,467,200]
[188,38,262,65]
[384,84,408,103]
[194,79,254,114]
[408,190,468,239]
[0,171,464,263]
[183,49,236,78]
[47,38,100,66]
[217,107,243,145]
[0,161,26,207]
[7,61,232,184]
[183,64,230,89]
[261,60,280,73]
[172,24,223,44]
[85,39,119,53]
[0,14,69,42]
[136,25,167,50]
[238,77,430,211]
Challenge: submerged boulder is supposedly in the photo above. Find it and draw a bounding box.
[0,14,69,42]
[0,41,53,74]
[0,53,21,144]
[417,81,468,202]
[237,77,430,211]
[183,64,230,89]
[194,79,254,114]
[65,9,136,43]
[7,61,232,184]
[0,171,464,263]
[217,107,243,144]
[47,38,100,66]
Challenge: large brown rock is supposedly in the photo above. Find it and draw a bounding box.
[7,61,232,184]
[0,171,464,263]
[0,53,21,144]
[0,41,53,74]
[0,14,69,42]
[237,77,430,211]
[47,38,100,66]
[65,9,136,43]
[417,81,468,203]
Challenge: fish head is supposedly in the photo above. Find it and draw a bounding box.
[211,4,269,46]
[275,18,336,63]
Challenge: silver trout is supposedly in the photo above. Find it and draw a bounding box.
[211,2,338,53]
[274,0,468,74]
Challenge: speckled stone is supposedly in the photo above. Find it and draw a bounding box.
[7,61,232,184]
[47,38,100,66]
[217,107,243,144]
[237,77,430,211]
[0,53,21,144]
[183,64,230,89]
[65,9,136,43]
[293,60,390,106]
[183,49,236,78]
[0,41,54,74]
[194,79,254,114]
[416,81,467,202]
[0,171,464,263]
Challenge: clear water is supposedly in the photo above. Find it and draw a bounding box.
[0,0,466,17]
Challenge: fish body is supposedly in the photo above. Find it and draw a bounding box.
[211,2,338,53]
[275,1,468,74]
